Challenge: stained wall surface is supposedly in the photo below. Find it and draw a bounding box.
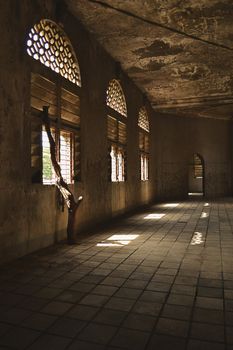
[0,1,232,264]
[154,114,232,200]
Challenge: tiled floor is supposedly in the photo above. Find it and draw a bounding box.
[1,199,233,349]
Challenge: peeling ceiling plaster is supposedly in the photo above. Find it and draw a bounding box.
[66,0,233,119]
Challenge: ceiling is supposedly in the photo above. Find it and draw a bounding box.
[66,0,233,119]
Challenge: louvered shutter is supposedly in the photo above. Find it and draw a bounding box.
[118,121,126,145]
[31,74,57,182]
[107,116,117,142]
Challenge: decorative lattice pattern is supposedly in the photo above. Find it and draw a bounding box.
[106,79,127,117]
[27,19,81,86]
[138,107,149,132]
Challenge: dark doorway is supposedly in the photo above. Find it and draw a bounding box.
[188,153,204,197]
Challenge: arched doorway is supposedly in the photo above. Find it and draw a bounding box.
[188,153,204,197]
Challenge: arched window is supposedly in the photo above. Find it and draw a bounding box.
[106,79,127,117]
[106,79,127,182]
[28,20,81,185]
[138,107,149,181]
[27,19,81,86]
[138,107,149,132]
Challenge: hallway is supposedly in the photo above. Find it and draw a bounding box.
[0,199,233,350]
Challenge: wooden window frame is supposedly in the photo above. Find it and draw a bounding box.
[107,107,127,183]
[139,130,149,182]
[30,62,81,185]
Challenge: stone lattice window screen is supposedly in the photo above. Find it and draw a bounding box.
[106,79,127,117]
[26,19,81,86]
[138,107,149,132]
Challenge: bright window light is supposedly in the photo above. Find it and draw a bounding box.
[107,234,138,241]
[115,241,131,245]
[60,130,72,184]
[144,213,165,219]
[188,192,203,196]
[201,212,208,218]
[42,128,73,185]
[42,129,56,185]
[27,19,81,86]
[191,231,204,245]
[204,203,209,207]
[97,234,139,247]
[97,242,122,247]
[163,203,179,208]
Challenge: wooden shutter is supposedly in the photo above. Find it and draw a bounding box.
[60,130,72,183]
[145,134,149,153]
[118,121,126,145]
[30,73,57,183]
[61,88,80,125]
[31,73,57,117]
[31,110,42,182]
[107,116,117,142]
[74,131,81,181]
[61,88,81,182]
[139,132,144,151]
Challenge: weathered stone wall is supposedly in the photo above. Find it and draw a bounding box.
[155,114,232,200]
[0,0,156,263]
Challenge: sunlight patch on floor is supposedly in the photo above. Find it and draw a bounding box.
[163,203,179,208]
[191,231,204,245]
[144,213,165,220]
[188,192,203,196]
[97,234,139,247]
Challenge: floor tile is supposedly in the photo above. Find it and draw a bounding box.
[105,296,135,312]
[67,304,99,321]
[162,304,192,321]
[94,308,127,326]
[1,199,233,349]
[133,301,162,316]
[48,317,86,337]
[41,301,72,315]
[110,327,150,350]
[0,326,40,349]
[190,322,225,342]
[193,307,224,324]
[27,334,71,350]
[78,322,117,344]
[123,313,156,331]
[147,334,186,350]
[22,312,58,330]
[67,339,106,350]
[156,317,189,337]
[187,339,225,350]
